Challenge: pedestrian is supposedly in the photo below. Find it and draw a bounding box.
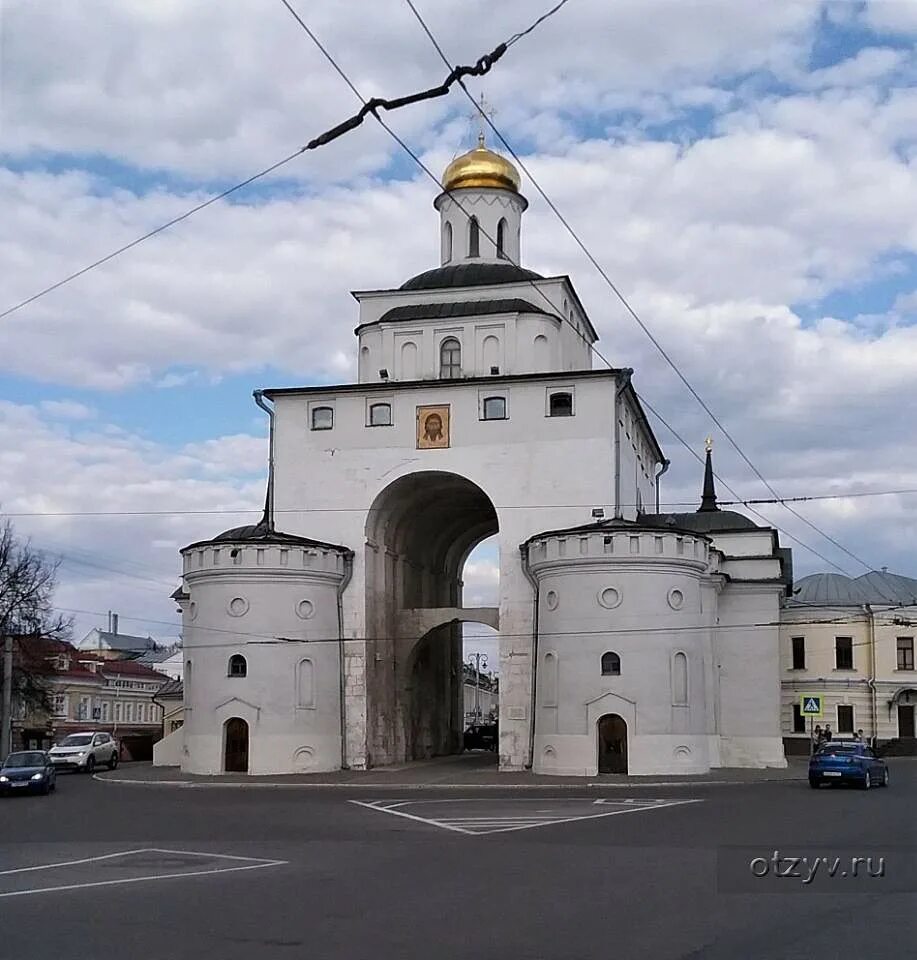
[822,724,832,742]
[812,724,822,751]
[855,728,865,743]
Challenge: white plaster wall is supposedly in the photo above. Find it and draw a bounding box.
[179,545,347,775]
[354,277,595,383]
[153,726,183,766]
[271,373,645,769]
[529,530,718,776]
[716,585,787,767]
[436,190,525,264]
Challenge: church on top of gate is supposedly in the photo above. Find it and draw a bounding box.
[160,134,792,779]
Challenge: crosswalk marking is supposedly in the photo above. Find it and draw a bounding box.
[352,797,702,835]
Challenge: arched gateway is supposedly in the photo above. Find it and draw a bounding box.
[364,471,499,764]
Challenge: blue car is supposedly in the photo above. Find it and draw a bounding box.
[0,750,57,796]
[809,740,889,790]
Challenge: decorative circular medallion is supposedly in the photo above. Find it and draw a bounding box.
[228,596,249,617]
[667,588,684,610]
[293,747,314,772]
[545,590,559,611]
[597,586,622,609]
[295,599,315,620]
[674,745,692,761]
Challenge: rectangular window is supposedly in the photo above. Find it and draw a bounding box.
[547,391,573,417]
[115,702,122,722]
[835,636,854,670]
[481,396,507,420]
[897,637,915,671]
[53,694,66,716]
[837,704,854,733]
[368,402,392,426]
[310,405,334,430]
[791,636,806,670]
[792,704,806,733]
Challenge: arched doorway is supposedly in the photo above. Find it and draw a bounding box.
[224,717,249,773]
[364,471,499,765]
[597,714,628,774]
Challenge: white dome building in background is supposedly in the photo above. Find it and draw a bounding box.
[158,137,791,777]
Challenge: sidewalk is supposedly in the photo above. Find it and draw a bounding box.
[96,752,810,789]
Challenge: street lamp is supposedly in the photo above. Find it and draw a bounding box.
[466,652,488,722]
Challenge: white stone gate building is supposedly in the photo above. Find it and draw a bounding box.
[170,138,791,776]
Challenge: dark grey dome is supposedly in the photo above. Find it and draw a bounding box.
[400,261,543,291]
[185,519,351,555]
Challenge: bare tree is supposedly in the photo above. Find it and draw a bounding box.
[1,518,71,756]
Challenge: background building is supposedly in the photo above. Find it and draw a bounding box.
[780,569,917,753]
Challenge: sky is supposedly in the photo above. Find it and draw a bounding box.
[2,0,917,667]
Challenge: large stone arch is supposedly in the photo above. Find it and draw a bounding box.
[364,471,499,765]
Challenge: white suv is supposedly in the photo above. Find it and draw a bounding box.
[48,732,119,772]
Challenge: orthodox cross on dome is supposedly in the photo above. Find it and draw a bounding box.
[468,92,497,147]
[704,435,713,453]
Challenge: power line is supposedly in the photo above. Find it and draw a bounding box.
[278,4,856,579]
[5,487,915,519]
[55,602,914,654]
[0,9,546,324]
[401,0,884,582]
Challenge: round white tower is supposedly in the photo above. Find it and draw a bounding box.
[524,520,725,777]
[434,134,528,265]
[176,521,353,775]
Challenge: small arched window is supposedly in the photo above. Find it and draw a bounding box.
[549,392,573,417]
[442,221,453,264]
[482,396,506,420]
[601,651,621,676]
[672,652,688,705]
[496,218,507,258]
[228,654,247,678]
[311,406,333,430]
[369,402,392,426]
[467,217,480,258]
[440,338,462,379]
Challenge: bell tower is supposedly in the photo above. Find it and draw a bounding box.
[434,131,528,266]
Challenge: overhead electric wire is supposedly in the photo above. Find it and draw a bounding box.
[4,487,915,519]
[401,0,893,586]
[279,3,859,579]
[0,4,556,323]
[54,602,914,653]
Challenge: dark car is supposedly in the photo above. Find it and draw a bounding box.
[463,722,498,752]
[0,750,57,796]
[809,741,889,790]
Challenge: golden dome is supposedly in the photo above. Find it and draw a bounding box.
[442,136,521,193]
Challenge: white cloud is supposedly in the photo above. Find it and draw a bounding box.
[0,400,266,638]
[39,399,96,420]
[1,0,916,610]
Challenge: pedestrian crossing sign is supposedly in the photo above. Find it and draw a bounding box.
[800,695,823,718]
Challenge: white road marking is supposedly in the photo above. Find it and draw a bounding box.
[352,797,702,835]
[0,848,287,899]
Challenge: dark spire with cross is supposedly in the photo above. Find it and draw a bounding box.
[698,436,719,513]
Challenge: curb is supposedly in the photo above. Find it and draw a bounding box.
[94,773,806,790]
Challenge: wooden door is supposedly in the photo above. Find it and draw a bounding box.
[224,717,249,772]
[597,714,628,774]
[899,705,915,739]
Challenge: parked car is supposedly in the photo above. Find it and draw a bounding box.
[0,750,57,796]
[809,740,889,789]
[48,732,119,773]
[463,721,498,752]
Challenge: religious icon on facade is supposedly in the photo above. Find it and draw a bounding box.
[416,404,450,449]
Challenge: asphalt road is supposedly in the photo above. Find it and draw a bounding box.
[1,761,914,960]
